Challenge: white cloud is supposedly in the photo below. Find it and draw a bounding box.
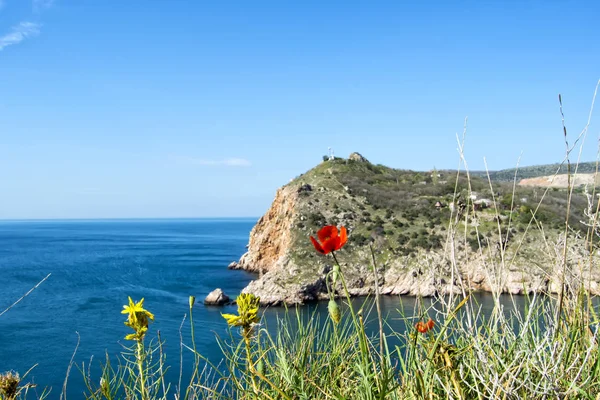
[171,155,252,167]
[220,158,253,167]
[0,22,40,51]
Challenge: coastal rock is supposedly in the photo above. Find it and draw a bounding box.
[236,186,298,275]
[228,261,239,269]
[204,288,230,306]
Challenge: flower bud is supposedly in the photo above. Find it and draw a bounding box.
[328,299,341,324]
[256,359,264,375]
[332,264,340,284]
[189,295,196,308]
[100,377,110,397]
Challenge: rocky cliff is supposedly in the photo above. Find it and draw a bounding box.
[234,186,298,275]
[233,154,600,305]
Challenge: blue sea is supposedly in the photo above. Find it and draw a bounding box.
[0,219,261,397]
[0,218,527,398]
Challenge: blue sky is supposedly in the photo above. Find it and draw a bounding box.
[0,1,599,219]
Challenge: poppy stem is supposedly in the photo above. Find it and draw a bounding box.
[329,251,370,360]
[331,251,340,270]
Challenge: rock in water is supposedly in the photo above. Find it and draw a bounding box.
[204,288,230,305]
[227,261,239,269]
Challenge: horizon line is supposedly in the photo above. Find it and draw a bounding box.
[0,216,260,222]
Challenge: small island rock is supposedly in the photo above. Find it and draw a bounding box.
[204,288,230,305]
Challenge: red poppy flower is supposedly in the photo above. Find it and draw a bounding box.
[415,318,435,334]
[310,226,348,255]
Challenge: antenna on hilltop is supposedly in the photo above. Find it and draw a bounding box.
[328,147,335,160]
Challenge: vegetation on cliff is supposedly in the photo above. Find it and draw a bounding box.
[237,154,600,305]
[294,156,591,254]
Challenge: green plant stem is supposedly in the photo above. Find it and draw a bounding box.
[330,251,373,376]
[556,93,573,338]
[369,245,390,399]
[136,340,148,400]
[331,253,360,326]
[369,245,386,363]
[246,334,292,400]
[243,335,259,398]
[185,303,200,400]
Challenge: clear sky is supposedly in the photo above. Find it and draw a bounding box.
[1,1,599,219]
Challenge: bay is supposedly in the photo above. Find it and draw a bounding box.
[0,219,531,398]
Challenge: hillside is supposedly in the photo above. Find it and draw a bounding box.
[471,161,599,182]
[231,153,600,305]
[518,173,600,188]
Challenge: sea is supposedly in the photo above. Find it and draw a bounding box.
[0,218,528,398]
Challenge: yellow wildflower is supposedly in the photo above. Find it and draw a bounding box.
[222,293,260,336]
[121,297,154,341]
[221,313,243,326]
[122,297,155,324]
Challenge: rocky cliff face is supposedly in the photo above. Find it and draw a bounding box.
[234,186,298,275]
[233,155,600,305]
